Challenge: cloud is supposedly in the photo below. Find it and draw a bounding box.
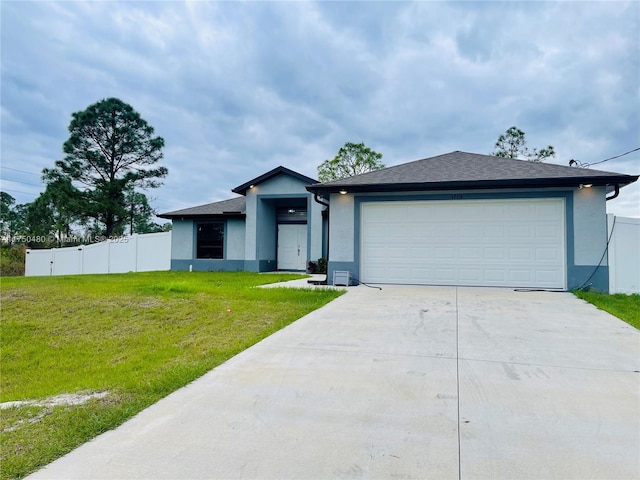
[1,1,638,217]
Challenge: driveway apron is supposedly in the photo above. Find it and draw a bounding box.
[28,286,639,480]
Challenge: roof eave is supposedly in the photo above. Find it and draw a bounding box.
[157,213,246,220]
[306,175,638,194]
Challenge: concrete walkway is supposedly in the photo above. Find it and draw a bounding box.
[28,286,639,479]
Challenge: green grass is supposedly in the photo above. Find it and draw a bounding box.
[574,290,640,329]
[0,271,344,480]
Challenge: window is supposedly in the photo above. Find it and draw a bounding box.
[197,222,224,259]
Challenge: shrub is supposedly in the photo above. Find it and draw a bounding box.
[0,245,26,276]
[317,257,327,274]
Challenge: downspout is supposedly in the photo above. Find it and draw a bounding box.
[606,184,620,201]
[312,193,330,285]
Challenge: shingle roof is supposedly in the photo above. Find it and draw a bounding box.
[307,151,638,193]
[158,196,246,219]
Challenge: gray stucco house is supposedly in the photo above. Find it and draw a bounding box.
[160,151,638,291]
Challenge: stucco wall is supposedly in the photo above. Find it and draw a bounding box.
[226,218,246,260]
[256,175,311,195]
[308,197,325,261]
[244,190,258,262]
[329,193,355,262]
[171,219,194,260]
[573,186,607,266]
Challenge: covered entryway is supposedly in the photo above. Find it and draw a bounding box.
[277,224,307,270]
[360,198,565,288]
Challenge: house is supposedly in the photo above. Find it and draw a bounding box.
[160,151,638,291]
[159,166,325,274]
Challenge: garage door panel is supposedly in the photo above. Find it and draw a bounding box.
[536,224,561,239]
[484,225,507,239]
[361,199,565,289]
[536,247,561,261]
[484,248,506,260]
[459,269,482,281]
[509,248,533,261]
[460,247,482,260]
[410,246,433,259]
[509,224,533,239]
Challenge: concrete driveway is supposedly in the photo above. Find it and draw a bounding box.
[28,286,639,479]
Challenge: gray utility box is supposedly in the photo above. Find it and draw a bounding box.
[333,270,352,287]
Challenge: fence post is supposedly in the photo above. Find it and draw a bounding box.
[133,233,139,272]
[607,214,616,294]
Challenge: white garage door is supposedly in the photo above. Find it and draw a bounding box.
[361,199,565,289]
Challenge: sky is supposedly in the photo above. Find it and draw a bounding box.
[1,1,639,220]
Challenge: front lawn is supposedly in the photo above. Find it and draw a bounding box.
[0,271,343,480]
[574,290,640,329]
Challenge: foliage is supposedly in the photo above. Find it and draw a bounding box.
[43,98,167,236]
[317,142,384,182]
[0,245,26,276]
[21,179,80,247]
[0,192,22,245]
[492,126,556,162]
[123,188,165,234]
[0,271,344,479]
[573,291,640,330]
[317,257,327,274]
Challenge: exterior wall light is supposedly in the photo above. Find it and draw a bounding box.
[249,185,255,189]
[579,184,593,189]
[339,190,347,195]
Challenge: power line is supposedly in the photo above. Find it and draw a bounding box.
[0,177,43,188]
[1,187,40,196]
[587,147,640,166]
[0,166,42,176]
[571,147,640,168]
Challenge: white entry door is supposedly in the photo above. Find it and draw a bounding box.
[277,224,307,271]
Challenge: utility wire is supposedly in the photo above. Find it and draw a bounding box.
[1,187,39,196]
[0,166,42,176]
[0,177,43,188]
[588,147,640,166]
[571,147,640,168]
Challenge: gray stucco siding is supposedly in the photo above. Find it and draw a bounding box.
[171,259,244,272]
[573,186,607,266]
[226,218,246,260]
[253,175,311,195]
[170,219,194,260]
[329,193,355,262]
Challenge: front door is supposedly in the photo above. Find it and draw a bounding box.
[277,224,307,271]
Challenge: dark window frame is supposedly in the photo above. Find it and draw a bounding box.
[196,221,225,259]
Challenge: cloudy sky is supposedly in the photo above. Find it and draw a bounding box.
[2,1,639,219]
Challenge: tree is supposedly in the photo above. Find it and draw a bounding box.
[317,142,384,182]
[492,126,556,162]
[44,98,167,236]
[0,192,17,244]
[24,179,82,247]
[124,188,165,234]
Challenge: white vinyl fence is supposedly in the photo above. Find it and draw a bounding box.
[607,215,640,294]
[25,232,171,277]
